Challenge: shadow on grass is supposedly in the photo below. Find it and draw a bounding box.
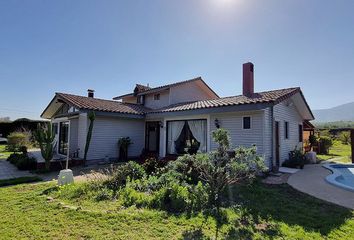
[228,181,353,236]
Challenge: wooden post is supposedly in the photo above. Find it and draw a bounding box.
[351,129,354,164]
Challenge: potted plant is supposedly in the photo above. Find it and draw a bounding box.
[118,137,132,161]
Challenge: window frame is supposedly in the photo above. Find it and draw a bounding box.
[242,116,252,130]
[284,121,289,139]
[299,124,303,143]
[165,119,207,155]
[153,93,160,100]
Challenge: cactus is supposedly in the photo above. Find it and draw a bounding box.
[84,111,95,163]
[34,123,55,171]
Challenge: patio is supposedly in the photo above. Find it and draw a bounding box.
[0,160,35,180]
[288,162,354,210]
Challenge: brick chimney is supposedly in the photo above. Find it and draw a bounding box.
[243,62,254,97]
[87,89,95,98]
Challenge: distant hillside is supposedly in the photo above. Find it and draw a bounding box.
[313,102,354,123]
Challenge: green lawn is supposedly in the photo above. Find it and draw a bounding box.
[317,141,352,163]
[0,181,353,239]
[0,144,12,159]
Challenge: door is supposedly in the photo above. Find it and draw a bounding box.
[145,122,160,153]
[275,121,280,167]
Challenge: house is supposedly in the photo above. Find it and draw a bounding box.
[41,62,315,170]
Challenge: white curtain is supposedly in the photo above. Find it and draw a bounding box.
[167,121,185,154]
[188,120,207,152]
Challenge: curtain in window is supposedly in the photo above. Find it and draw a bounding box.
[167,121,185,154]
[188,120,207,152]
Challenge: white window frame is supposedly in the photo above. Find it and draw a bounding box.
[242,116,252,130]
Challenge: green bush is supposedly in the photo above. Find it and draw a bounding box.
[319,136,333,154]
[282,148,306,169]
[119,186,152,208]
[6,132,30,152]
[105,161,146,191]
[152,184,190,213]
[338,131,351,145]
[7,153,36,170]
[142,157,167,175]
[95,187,113,201]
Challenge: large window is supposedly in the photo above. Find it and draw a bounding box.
[299,124,303,143]
[167,120,207,155]
[59,122,69,155]
[243,117,251,129]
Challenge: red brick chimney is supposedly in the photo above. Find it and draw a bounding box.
[243,62,254,97]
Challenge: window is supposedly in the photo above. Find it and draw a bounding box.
[153,94,160,100]
[284,122,289,139]
[243,117,251,129]
[299,124,303,142]
[137,95,145,104]
[167,120,207,155]
[59,122,69,155]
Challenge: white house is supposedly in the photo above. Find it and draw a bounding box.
[41,62,314,170]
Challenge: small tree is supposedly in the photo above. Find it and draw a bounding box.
[195,128,266,212]
[339,131,351,145]
[319,136,333,155]
[34,123,55,171]
[84,111,95,163]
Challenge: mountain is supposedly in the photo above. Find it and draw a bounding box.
[313,102,354,123]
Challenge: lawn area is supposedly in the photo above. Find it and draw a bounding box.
[0,181,353,239]
[0,144,12,159]
[317,140,352,163]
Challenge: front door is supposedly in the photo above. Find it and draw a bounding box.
[145,122,160,153]
[275,121,280,168]
[59,122,69,155]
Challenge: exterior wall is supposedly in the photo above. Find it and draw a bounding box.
[273,100,303,165]
[69,118,79,155]
[169,81,215,105]
[263,107,273,168]
[122,96,137,104]
[77,113,88,159]
[144,89,170,109]
[86,116,145,160]
[209,111,267,164]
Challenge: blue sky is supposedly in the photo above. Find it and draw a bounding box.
[0,0,353,120]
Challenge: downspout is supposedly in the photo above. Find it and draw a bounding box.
[270,106,274,172]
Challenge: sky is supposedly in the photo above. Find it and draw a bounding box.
[0,0,353,120]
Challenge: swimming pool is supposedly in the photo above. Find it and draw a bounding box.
[324,164,354,192]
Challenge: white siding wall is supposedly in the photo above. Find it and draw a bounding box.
[87,116,145,160]
[144,89,170,109]
[209,111,266,161]
[273,101,303,164]
[263,107,273,168]
[77,113,88,159]
[69,118,79,155]
[169,81,214,105]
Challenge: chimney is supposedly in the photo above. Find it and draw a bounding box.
[243,62,254,97]
[87,89,95,98]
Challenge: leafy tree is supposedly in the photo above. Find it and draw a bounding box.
[338,131,351,145]
[84,111,95,163]
[34,123,55,170]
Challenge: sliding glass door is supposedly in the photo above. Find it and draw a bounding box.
[58,122,69,155]
[166,119,207,155]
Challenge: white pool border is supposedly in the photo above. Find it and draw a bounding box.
[323,163,354,192]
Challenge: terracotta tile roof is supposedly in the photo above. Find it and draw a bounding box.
[56,93,149,115]
[113,77,219,100]
[134,84,151,93]
[148,87,300,114]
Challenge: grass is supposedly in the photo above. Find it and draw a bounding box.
[0,144,13,159]
[0,176,42,187]
[0,181,353,239]
[317,140,352,163]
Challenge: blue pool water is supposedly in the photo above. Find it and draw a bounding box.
[324,164,354,192]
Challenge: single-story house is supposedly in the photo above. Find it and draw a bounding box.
[41,62,315,170]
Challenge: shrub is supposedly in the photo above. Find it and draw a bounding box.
[95,187,113,201]
[105,161,146,191]
[6,131,30,152]
[142,157,167,175]
[119,186,152,208]
[152,184,190,213]
[319,136,333,154]
[7,153,36,170]
[282,148,306,169]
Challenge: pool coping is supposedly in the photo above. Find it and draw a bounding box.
[323,163,354,192]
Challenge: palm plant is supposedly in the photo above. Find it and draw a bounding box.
[34,123,55,171]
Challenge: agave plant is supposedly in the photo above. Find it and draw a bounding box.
[34,123,55,171]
